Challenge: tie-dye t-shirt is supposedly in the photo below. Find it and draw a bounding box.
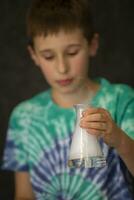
[2,78,134,199]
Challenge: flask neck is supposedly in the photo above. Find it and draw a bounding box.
[74,104,87,122]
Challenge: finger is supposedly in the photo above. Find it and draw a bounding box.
[82,107,109,117]
[88,122,107,130]
[80,121,107,131]
[81,113,106,122]
[82,107,100,116]
[86,128,106,137]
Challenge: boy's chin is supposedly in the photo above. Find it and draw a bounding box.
[57,85,80,95]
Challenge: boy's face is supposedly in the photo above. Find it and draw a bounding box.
[29,29,98,96]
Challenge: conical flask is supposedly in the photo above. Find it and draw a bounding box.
[68,104,106,168]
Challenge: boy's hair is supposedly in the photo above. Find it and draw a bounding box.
[27,0,95,44]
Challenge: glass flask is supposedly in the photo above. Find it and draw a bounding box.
[68,104,106,168]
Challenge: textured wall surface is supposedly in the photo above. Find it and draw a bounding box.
[0,0,134,199]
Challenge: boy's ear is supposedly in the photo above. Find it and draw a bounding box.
[89,33,99,57]
[27,45,40,66]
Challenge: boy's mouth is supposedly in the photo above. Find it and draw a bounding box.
[56,78,73,86]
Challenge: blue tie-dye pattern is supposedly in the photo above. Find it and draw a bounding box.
[29,135,133,199]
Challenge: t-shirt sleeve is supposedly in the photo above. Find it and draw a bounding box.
[2,104,30,171]
[117,85,134,140]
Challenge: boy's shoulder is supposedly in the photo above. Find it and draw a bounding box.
[99,78,134,97]
[10,89,51,120]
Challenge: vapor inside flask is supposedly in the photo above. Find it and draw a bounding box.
[68,104,106,168]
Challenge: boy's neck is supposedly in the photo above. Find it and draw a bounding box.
[51,80,100,108]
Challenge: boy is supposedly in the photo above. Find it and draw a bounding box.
[2,0,134,199]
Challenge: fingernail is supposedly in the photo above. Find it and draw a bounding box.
[82,111,86,116]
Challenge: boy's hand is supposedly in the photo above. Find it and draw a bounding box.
[80,107,121,147]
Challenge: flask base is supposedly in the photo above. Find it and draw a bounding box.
[68,156,106,168]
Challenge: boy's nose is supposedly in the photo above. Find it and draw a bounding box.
[57,57,69,74]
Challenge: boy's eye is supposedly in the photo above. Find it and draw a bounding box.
[42,53,54,60]
[68,52,77,56]
[67,49,79,56]
[44,56,54,60]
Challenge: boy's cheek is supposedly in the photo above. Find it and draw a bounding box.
[74,60,89,73]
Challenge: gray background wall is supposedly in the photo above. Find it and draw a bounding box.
[0,0,134,199]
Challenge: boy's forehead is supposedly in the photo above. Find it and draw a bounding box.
[33,28,86,45]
